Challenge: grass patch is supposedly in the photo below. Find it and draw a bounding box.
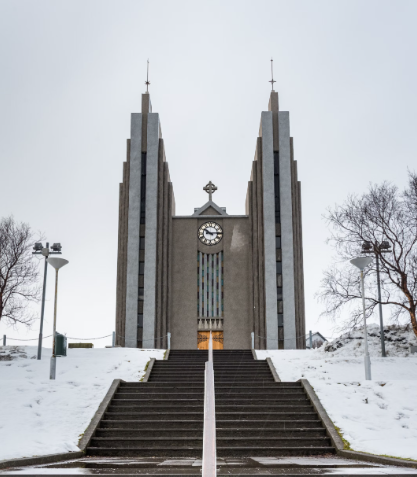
[378,454,417,463]
[334,426,352,450]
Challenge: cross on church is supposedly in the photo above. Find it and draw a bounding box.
[203,181,217,201]
[269,58,276,91]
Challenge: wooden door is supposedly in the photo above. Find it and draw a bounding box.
[212,331,224,350]
[197,332,209,350]
[197,331,224,350]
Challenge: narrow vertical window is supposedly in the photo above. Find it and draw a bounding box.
[198,252,224,318]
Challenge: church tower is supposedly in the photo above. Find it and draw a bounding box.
[115,90,305,350]
[115,93,174,349]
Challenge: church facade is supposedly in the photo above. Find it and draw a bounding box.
[115,91,306,350]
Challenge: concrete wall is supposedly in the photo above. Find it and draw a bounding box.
[170,216,252,349]
[142,113,160,348]
[278,112,296,349]
[124,114,142,348]
[261,112,279,350]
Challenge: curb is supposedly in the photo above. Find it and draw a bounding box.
[78,378,123,450]
[299,378,417,469]
[142,358,156,382]
[0,451,84,470]
[266,357,281,382]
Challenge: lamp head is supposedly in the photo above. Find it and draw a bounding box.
[47,257,69,270]
[51,243,62,252]
[33,242,43,252]
[361,241,372,252]
[350,256,373,271]
[380,241,391,250]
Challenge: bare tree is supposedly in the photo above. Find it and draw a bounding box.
[0,216,41,326]
[318,171,417,339]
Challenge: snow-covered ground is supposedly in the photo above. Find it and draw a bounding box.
[0,346,165,462]
[257,325,417,461]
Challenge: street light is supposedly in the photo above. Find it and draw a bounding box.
[32,242,62,360]
[350,256,373,380]
[362,240,392,357]
[47,257,69,380]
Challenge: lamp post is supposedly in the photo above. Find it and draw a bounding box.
[47,257,69,380]
[32,242,62,360]
[362,241,392,357]
[350,256,373,380]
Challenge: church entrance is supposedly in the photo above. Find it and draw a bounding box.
[197,331,224,350]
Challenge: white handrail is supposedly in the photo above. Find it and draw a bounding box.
[202,331,217,477]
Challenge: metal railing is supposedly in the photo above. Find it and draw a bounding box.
[202,331,217,477]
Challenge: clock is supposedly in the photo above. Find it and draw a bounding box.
[198,221,223,246]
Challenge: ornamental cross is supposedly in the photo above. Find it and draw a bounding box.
[203,181,217,201]
[269,58,276,91]
[145,59,150,92]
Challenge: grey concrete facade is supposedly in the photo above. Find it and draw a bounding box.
[278,111,297,349]
[115,91,305,350]
[124,114,142,348]
[143,113,160,348]
[261,112,279,350]
[170,214,252,349]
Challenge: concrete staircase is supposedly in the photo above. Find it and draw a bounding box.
[87,349,334,457]
[213,349,333,456]
[87,350,206,457]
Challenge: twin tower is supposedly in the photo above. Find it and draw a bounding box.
[115,91,306,350]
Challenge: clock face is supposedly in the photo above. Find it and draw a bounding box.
[198,221,223,246]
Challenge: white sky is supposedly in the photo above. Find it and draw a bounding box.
[1,0,416,348]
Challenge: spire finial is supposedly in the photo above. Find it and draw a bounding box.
[203,181,217,202]
[145,59,150,93]
[269,58,276,92]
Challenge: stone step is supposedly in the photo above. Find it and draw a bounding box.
[120,383,206,388]
[107,404,313,413]
[86,446,335,457]
[100,420,204,429]
[116,387,304,394]
[115,391,205,397]
[147,378,205,382]
[104,411,318,420]
[89,436,331,448]
[162,363,258,366]
[110,399,311,407]
[94,428,327,438]
[113,395,309,403]
[121,381,299,387]
[104,412,204,421]
[107,404,204,412]
[99,419,322,429]
[216,446,336,457]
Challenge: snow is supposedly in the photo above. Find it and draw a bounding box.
[257,325,417,461]
[0,346,165,462]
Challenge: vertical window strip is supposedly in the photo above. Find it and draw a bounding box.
[197,252,199,315]
[200,253,205,316]
[221,252,224,315]
[207,253,210,318]
[198,252,224,318]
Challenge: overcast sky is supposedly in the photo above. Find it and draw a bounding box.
[1,0,416,348]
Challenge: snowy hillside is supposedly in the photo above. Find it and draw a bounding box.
[0,346,165,462]
[257,326,417,461]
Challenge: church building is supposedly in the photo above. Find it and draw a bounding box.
[115,90,306,350]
